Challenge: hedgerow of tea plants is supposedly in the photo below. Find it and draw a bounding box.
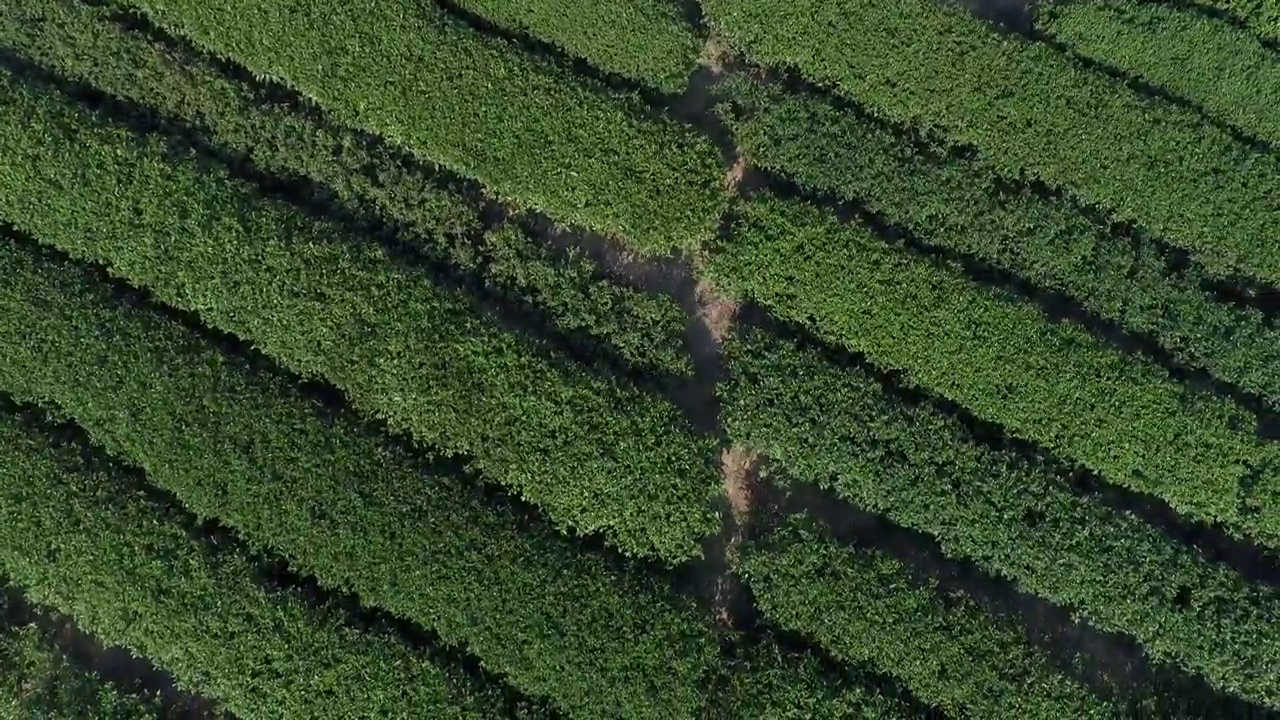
[723,326,1280,708]
[0,69,720,563]
[710,196,1278,545]
[739,518,1114,719]
[701,0,1280,285]
[116,0,725,252]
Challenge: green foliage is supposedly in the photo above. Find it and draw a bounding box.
[0,68,720,563]
[738,518,1114,718]
[723,326,1280,709]
[0,602,165,719]
[0,232,723,719]
[116,0,724,252]
[724,78,1280,406]
[1186,0,1280,41]
[451,0,701,92]
[701,0,1280,285]
[470,222,692,375]
[703,642,913,719]
[0,0,692,378]
[1038,0,1280,146]
[0,408,501,719]
[710,196,1278,545]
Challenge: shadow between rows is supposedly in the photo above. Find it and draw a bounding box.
[1,52,729,433]
[742,170,1280,433]
[0,573,222,719]
[1143,0,1280,53]
[758,470,1277,719]
[427,0,737,161]
[733,60,1280,322]
[735,304,1280,589]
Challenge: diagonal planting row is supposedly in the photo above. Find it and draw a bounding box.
[0,229,711,719]
[0,65,719,563]
[740,518,1114,719]
[448,0,702,92]
[466,221,693,377]
[722,324,1280,709]
[710,196,1279,550]
[0,223,909,719]
[0,591,170,720]
[1036,0,1280,147]
[1187,0,1280,42]
[0,0,692,378]
[700,0,1280,286]
[724,78,1280,406]
[107,0,725,253]
[0,402,508,719]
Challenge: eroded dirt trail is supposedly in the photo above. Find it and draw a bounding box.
[694,271,759,627]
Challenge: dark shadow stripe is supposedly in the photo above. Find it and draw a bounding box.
[0,52,717,428]
[0,393,562,718]
[734,304,1280,587]
[1043,0,1280,54]
[943,0,1039,33]
[728,63,1280,320]
[740,171,1278,428]
[741,622,946,719]
[0,576,225,719]
[1027,21,1277,157]
[94,0,704,302]
[425,0,736,157]
[672,0,710,35]
[766,473,1278,719]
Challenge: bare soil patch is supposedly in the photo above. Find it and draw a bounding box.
[720,444,759,525]
[722,155,747,194]
[695,277,739,347]
[711,444,761,626]
[698,36,733,77]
